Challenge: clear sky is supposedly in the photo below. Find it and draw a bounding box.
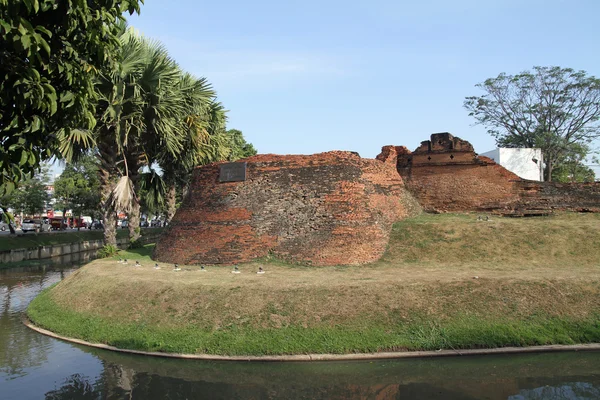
[127,0,600,160]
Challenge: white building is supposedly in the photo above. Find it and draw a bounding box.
[480,148,544,181]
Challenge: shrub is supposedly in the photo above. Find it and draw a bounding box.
[97,244,119,258]
[128,239,144,249]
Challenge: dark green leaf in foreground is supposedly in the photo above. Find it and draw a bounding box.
[0,0,143,197]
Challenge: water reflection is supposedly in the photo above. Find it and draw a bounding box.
[41,353,600,400]
[0,268,55,377]
[2,261,600,400]
[44,374,102,400]
[510,383,600,400]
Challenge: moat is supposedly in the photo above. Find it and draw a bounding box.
[2,261,600,399]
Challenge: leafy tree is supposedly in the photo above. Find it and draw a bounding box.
[464,66,600,181]
[226,129,257,161]
[53,155,101,229]
[0,0,142,197]
[0,208,16,234]
[2,165,50,217]
[551,144,597,183]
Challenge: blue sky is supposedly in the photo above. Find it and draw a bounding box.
[127,0,600,160]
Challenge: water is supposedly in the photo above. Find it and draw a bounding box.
[1,262,600,400]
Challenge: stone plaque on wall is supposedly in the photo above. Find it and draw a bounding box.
[219,162,247,182]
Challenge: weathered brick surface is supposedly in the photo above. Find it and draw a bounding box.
[514,181,600,213]
[154,151,421,266]
[384,132,600,213]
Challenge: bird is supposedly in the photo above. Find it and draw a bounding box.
[200,265,206,272]
[117,258,123,264]
[135,261,141,267]
[231,265,241,274]
[154,263,160,270]
[257,267,265,274]
[123,259,128,264]
[173,264,181,271]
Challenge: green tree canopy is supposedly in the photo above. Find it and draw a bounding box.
[550,143,597,183]
[0,0,142,196]
[226,129,257,161]
[1,164,50,216]
[464,66,600,181]
[53,154,101,221]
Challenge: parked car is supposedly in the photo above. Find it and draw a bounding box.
[121,220,129,229]
[90,221,104,230]
[21,219,38,233]
[0,221,9,231]
[37,219,52,232]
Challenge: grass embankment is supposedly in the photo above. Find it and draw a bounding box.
[27,213,600,356]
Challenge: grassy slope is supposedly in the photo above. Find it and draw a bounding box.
[27,213,600,355]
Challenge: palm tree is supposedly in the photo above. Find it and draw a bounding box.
[162,100,231,222]
[93,29,146,245]
[139,100,231,225]
[93,29,218,245]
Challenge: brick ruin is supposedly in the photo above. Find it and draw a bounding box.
[154,151,421,266]
[380,132,600,214]
[155,133,599,266]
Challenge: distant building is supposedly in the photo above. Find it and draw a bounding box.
[480,148,544,181]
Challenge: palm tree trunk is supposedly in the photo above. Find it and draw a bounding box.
[98,140,118,246]
[128,201,141,242]
[127,153,143,242]
[166,184,177,223]
[104,210,117,246]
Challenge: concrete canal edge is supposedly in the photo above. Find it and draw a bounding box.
[23,318,600,362]
[0,232,163,264]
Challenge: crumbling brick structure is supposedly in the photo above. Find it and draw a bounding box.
[382,132,600,213]
[154,151,421,266]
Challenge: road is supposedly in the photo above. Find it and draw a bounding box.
[0,228,104,236]
[0,226,157,236]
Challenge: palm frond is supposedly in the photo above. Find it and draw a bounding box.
[140,169,167,210]
[110,175,135,212]
[57,128,96,163]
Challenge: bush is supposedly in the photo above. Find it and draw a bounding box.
[128,239,144,249]
[97,244,119,258]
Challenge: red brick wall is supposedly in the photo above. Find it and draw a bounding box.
[515,181,600,212]
[154,151,421,266]
[384,132,600,213]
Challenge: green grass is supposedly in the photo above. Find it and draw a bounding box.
[109,243,155,260]
[25,212,600,356]
[382,212,600,267]
[28,288,600,356]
